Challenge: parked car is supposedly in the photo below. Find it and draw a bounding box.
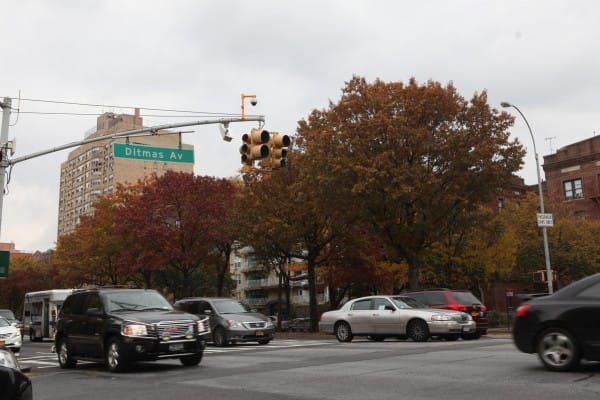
[0,345,32,400]
[319,295,475,342]
[54,288,210,372]
[513,273,600,371]
[0,310,23,340]
[173,297,275,346]
[403,289,488,339]
[288,318,311,332]
[0,317,22,353]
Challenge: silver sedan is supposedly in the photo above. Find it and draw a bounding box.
[319,295,476,342]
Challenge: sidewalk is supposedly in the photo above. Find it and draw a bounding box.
[275,328,512,340]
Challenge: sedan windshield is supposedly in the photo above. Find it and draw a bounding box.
[0,317,10,327]
[390,296,428,309]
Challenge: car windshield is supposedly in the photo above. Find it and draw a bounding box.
[213,299,251,314]
[0,317,10,327]
[0,310,15,320]
[105,290,173,312]
[390,296,428,309]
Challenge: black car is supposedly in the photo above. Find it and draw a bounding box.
[0,345,32,400]
[513,273,600,371]
[54,288,210,372]
[173,297,275,346]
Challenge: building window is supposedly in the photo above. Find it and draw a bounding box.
[563,178,583,200]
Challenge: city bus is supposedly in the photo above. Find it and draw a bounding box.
[22,289,74,341]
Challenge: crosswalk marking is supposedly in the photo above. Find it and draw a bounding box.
[18,339,332,370]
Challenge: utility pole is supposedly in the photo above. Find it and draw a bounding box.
[0,97,11,239]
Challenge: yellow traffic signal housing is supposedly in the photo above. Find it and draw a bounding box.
[240,128,270,173]
[261,131,290,168]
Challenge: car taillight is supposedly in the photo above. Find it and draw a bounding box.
[480,305,487,312]
[515,304,531,318]
[446,304,466,312]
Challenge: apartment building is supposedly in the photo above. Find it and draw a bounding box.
[57,110,194,236]
[231,246,328,317]
[543,135,600,219]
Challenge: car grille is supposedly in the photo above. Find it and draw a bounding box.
[452,314,469,323]
[243,321,267,329]
[149,320,195,338]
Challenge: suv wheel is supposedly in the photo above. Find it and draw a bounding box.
[180,354,202,366]
[537,328,580,371]
[57,338,77,369]
[213,327,229,347]
[106,337,129,372]
[407,320,429,342]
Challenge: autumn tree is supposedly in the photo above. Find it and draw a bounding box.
[116,171,237,298]
[297,76,525,289]
[55,195,129,287]
[241,152,360,331]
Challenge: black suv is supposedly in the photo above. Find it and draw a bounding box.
[404,289,489,339]
[54,288,210,372]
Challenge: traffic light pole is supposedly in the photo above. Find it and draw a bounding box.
[0,98,12,239]
[0,104,264,241]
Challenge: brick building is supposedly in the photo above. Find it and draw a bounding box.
[543,135,600,219]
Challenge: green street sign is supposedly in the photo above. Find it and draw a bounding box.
[0,250,9,278]
[113,143,194,164]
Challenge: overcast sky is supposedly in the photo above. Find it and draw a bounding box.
[1,0,599,252]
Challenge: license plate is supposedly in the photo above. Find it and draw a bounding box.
[471,311,479,317]
[169,343,184,352]
[0,340,4,346]
[462,326,472,332]
[255,330,264,336]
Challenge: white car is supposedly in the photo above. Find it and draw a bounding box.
[319,295,476,342]
[0,316,22,352]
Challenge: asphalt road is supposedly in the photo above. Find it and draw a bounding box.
[17,335,600,400]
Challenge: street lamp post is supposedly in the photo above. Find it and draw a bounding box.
[501,102,553,294]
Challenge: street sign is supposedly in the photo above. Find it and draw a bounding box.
[113,143,194,164]
[0,250,9,278]
[537,213,554,227]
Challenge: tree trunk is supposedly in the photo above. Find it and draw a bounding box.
[408,257,420,290]
[308,257,318,332]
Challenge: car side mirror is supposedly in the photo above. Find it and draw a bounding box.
[385,305,395,311]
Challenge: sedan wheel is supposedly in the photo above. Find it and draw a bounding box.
[537,328,580,371]
[106,338,129,372]
[407,320,429,342]
[335,321,353,342]
[57,338,76,369]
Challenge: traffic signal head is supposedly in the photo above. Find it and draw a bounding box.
[260,131,290,169]
[240,128,271,173]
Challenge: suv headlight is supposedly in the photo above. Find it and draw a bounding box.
[122,323,148,337]
[265,319,274,328]
[197,317,210,335]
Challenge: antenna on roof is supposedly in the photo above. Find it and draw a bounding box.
[545,137,557,153]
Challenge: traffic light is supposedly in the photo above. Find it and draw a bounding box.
[260,131,291,169]
[240,128,270,172]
